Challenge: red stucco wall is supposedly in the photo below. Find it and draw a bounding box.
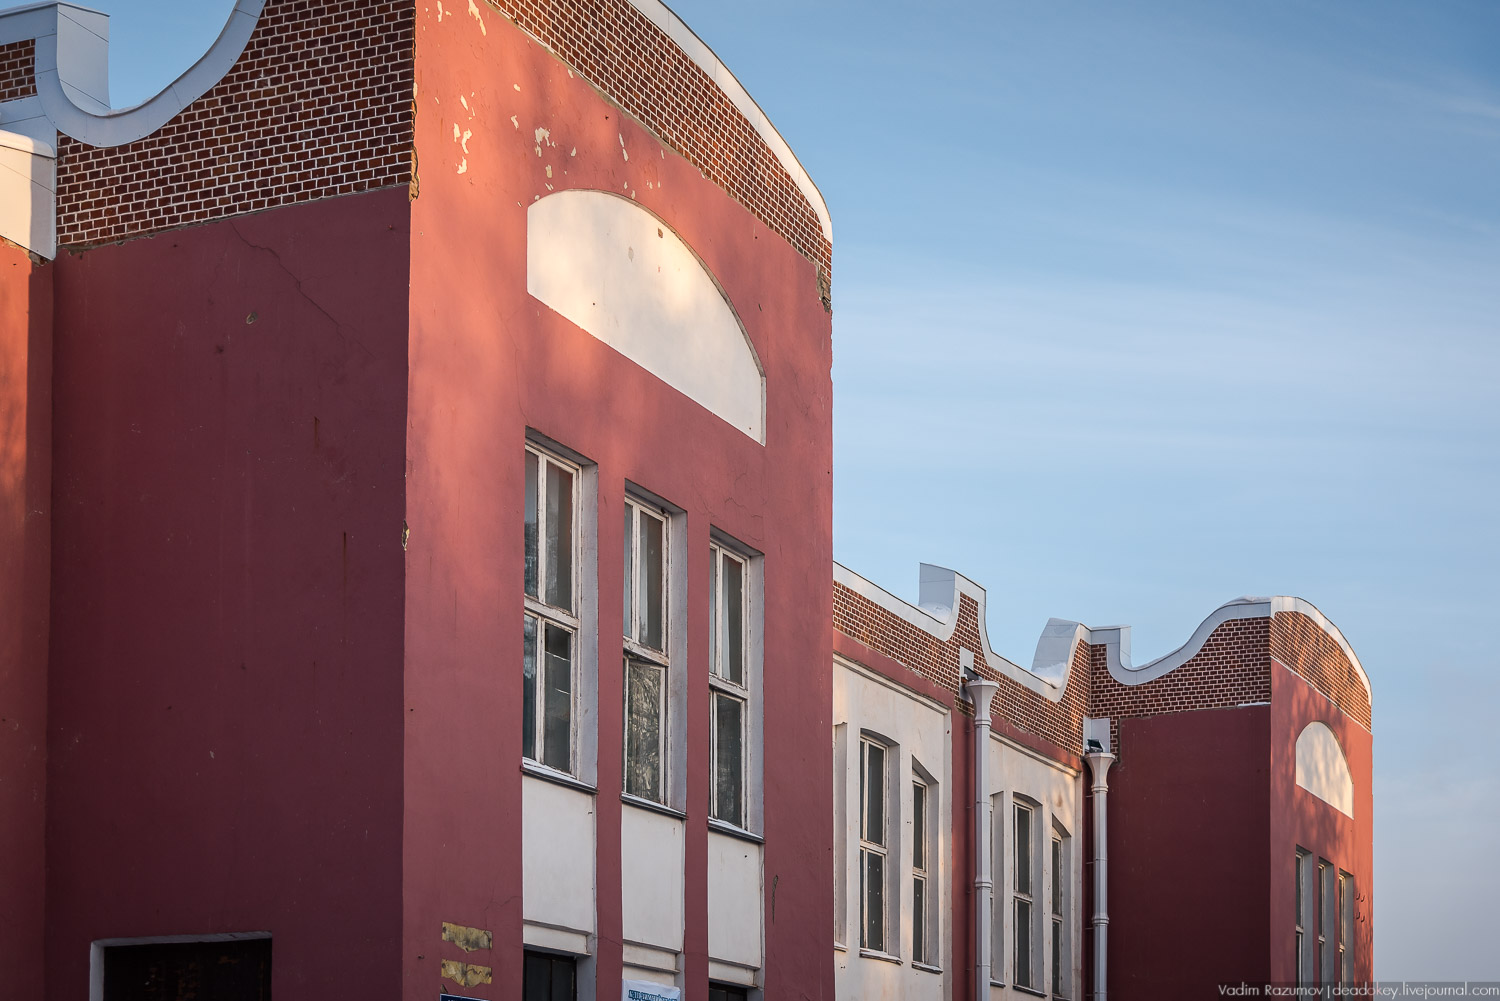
[0,242,51,998]
[42,188,411,997]
[404,12,834,1000]
[1106,705,1273,998]
[1269,659,1374,984]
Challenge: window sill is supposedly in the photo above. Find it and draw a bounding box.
[1013,986,1047,998]
[707,818,763,844]
[858,949,902,965]
[833,942,847,953]
[912,962,943,975]
[521,760,597,795]
[621,793,686,820]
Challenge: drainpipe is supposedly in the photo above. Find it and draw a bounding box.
[1084,736,1115,1001]
[964,658,1000,1001]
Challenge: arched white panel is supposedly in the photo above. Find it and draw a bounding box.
[1295,721,1354,818]
[527,189,765,443]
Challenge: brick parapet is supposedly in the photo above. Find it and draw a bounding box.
[0,39,35,103]
[1270,610,1372,729]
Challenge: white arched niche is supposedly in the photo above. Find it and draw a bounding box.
[526,189,765,443]
[1294,721,1354,818]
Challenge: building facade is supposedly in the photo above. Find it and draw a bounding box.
[0,2,1371,1000]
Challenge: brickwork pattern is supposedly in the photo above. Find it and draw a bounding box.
[489,0,832,277]
[0,40,35,103]
[1271,611,1372,729]
[53,0,414,247]
[1089,616,1272,758]
[833,581,1089,755]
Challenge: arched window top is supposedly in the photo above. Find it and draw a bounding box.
[526,189,765,443]
[1294,721,1354,818]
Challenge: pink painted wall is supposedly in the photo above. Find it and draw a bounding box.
[42,188,411,997]
[404,12,834,1000]
[0,242,51,998]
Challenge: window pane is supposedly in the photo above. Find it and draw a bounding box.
[1052,837,1063,913]
[623,505,634,637]
[1015,806,1032,896]
[545,461,573,609]
[723,553,744,685]
[522,614,538,759]
[1053,916,1063,995]
[865,849,884,952]
[912,782,926,871]
[625,660,664,802]
[1015,898,1032,987]
[713,693,744,826]
[524,451,539,598]
[542,623,572,771]
[642,512,664,650]
[550,954,575,1001]
[1340,873,1354,982]
[524,951,549,1001]
[865,743,885,847]
[709,549,718,675]
[913,875,926,963]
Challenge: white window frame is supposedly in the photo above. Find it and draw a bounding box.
[708,535,761,833]
[1013,799,1040,991]
[858,735,891,955]
[990,792,1006,987]
[1319,859,1336,986]
[1051,822,1071,999]
[1338,870,1354,984]
[623,494,671,805]
[911,771,932,967]
[1295,848,1312,985]
[524,444,581,775]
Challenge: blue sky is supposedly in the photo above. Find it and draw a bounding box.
[14,0,1500,979]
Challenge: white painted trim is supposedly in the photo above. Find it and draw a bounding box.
[624,0,830,243]
[833,562,1372,715]
[0,0,266,148]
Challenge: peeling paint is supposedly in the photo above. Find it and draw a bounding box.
[513,83,521,92]
[570,147,576,157]
[510,115,519,129]
[452,123,460,141]
[460,95,469,111]
[619,133,629,162]
[545,165,552,178]
[466,0,486,34]
[435,0,445,20]
[440,922,494,953]
[461,130,472,153]
[440,960,493,988]
[457,159,468,174]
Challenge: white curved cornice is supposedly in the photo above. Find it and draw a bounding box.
[0,0,265,148]
[833,562,1372,714]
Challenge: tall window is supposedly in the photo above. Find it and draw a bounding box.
[1319,860,1335,985]
[1014,802,1038,990]
[1051,829,1069,997]
[912,777,930,965]
[1338,871,1354,983]
[858,737,888,953]
[1295,849,1312,985]
[524,446,578,773]
[623,497,668,803]
[709,541,749,828]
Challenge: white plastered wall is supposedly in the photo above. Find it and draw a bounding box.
[1294,721,1354,818]
[522,776,597,953]
[707,831,762,986]
[527,190,765,443]
[620,804,685,982]
[987,734,1080,1001]
[832,656,953,1001]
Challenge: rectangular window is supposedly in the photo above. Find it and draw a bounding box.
[912,777,929,965]
[859,738,888,953]
[1052,832,1067,997]
[100,936,271,1001]
[523,446,579,773]
[623,496,670,803]
[1014,802,1037,990]
[709,541,751,827]
[523,950,577,1001]
[1319,860,1335,985]
[1339,871,1354,983]
[1295,849,1312,985]
[709,985,748,1001]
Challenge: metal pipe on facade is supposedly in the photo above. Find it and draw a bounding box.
[965,666,1000,1001]
[1084,747,1115,1001]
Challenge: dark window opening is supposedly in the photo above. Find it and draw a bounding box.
[101,936,271,1001]
[523,949,577,1001]
[709,984,749,1001]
